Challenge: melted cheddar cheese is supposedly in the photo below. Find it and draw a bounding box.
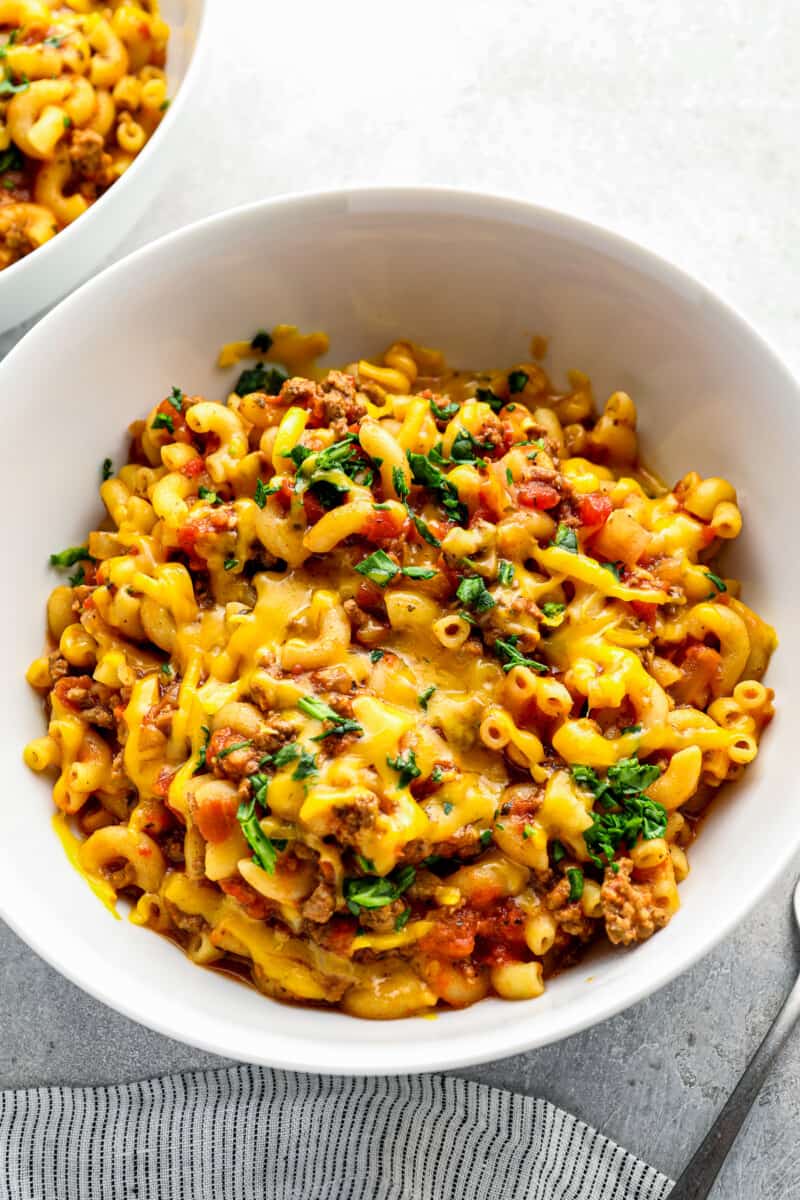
[24,330,777,1019]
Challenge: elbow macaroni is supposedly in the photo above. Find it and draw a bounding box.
[0,2,170,270]
[24,329,777,1018]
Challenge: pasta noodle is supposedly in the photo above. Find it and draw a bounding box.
[25,328,777,1018]
[0,0,170,270]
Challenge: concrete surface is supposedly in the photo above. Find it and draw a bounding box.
[3,1,799,1195]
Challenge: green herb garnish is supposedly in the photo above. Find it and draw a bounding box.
[343,865,416,915]
[456,575,496,613]
[429,397,460,421]
[354,549,399,587]
[493,635,547,674]
[101,457,114,481]
[706,570,727,594]
[369,649,385,663]
[217,739,253,760]
[497,560,515,586]
[234,361,288,397]
[49,546,92,569]
[572,756,665,869]
[566,867,584,901]
[236,796,281,874]
[292,749,318,781]
[475,386,504,413]
[418,685,436,710]
[552,523,578,554]
[251,329,273,353]
[508,370,529,394]
[541,601,566,618]
[194,726,211,773]
[394,907,412,932]
[151,412,174,434]
[198,485,219,505]
[223,558,238,571]
[168,386,183,412]
[386,748,421,788]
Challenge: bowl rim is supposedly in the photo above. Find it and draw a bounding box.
[1,183,797,1073]
[0,0,210,289]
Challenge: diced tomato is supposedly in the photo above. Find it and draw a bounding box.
[577,491,612,528]
[180,456,206,478]
[517,480,561,510]
[671,643,723,707]
[192,786,239,844]
[273,479,294,512]
[153,766,177,798]
[362,508,405,543]
[356,580,385,612]
[302,490,327,524]
[476,479,505,522]
[177,523,199,557]
[218,876,273,920]
[419,909,479,960]
[630,600,658,625]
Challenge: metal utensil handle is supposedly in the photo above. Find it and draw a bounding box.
[669,973,800,1199]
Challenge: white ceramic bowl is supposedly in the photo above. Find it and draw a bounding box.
[0,0,208,334]
[1,188,796,1074]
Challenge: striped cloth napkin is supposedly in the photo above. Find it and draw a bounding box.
[0,1066,673,1199]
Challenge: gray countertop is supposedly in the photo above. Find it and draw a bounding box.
[3,1,799,1195]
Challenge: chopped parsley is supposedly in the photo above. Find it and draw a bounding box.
[418,685,436,710]
[449,428,493,465]
[522,824,535,840]
[410,514,441,547]
[551,839,566,863]
[475,386,504,413]
[160,662,173,677]
[343,865,416,915]
[442,800,453,814]
[621,723,642,735]
[355,549,399,587]
[386,748,421,788]
[62,114,72,129]
[572,756,666,869]
[505,467,514,485]
[298,695,343,722]
[369,649,385,663]
[508,370,529,394]
[541,601,566,619]
[101,457,114,481]
[234,361,288,397]
[0,75,30,97]
[217,739,253,760]
[250,329,273,353]
[68,565,85,588]
[270,742,301,769]
[497,560,515,586]
[198,485,219,505]
[312,719,363,741]
[236,796,281,874]
[194,726,211,773]
[291,749,318,781]
[478,829,493,849]
[601,561,622,581]
[151,412,174,434]
[223,557,238,571]
[552,523,578,554]
[566,867,584,901]
[356,855,376,873]
[406,450,467,524]
[402,565,437,580]
[49,546,92,569]
[706,570,727,594]
[253,478,278,508]
[430,765,444,783]
[298,694,363,739]
[493,635,547,674]
[0,145,22,173]
[167,386,183,412]
[392,466,410,501]
[394,907,412,932]
[456,575,496,613]
[429,397,460,421]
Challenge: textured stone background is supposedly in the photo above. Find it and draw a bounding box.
[3,2,799,1195]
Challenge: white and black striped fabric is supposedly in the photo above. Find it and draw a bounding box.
[0,1066,673,1199]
